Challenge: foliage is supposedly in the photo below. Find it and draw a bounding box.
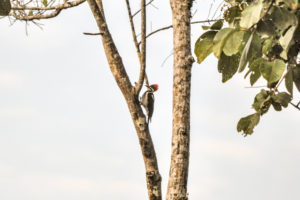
[194,0,300,135]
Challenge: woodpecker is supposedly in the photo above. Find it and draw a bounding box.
[141,84,159,123]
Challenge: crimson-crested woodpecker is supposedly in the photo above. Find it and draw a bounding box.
[141,84,159,123]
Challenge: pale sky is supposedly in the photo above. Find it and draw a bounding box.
[0,1,300,200]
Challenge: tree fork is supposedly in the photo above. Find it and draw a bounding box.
[86,0,162,199]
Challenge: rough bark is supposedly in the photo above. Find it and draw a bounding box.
[166,0,194,200]
[87,0,162,199]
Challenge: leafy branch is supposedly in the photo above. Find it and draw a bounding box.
[194,0,300,135]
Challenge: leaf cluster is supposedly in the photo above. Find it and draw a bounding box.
[194,0,300,135]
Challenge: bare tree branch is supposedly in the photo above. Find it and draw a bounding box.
[10,0,86,20]
[290,101,300,110]
[11,8,62,20]
[87,0,132,94]
[132,0,154,17]
[144,73,149,86]
[135,0,147,95]
[83,32,103,35]
[125,0,141,55]
[11,0,86,10]
[140,19,220,44]
[125,0,149,93]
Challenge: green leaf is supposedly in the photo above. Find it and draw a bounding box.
[250,72,261,86]
[247,32,262,63]
[194,31,217,64]
[272,92,292,107]
[262,38,273,55]
[42,0,48,7]
[279,26,297,60]
[269,6,298,35]
[210,19,224,30]
[201,20,223,31]
[271,100,282,111]
[257,20,276,38]
[200,30,218,39]
[194,39,213,64]
[292,66,300,92]
[240,0,263,29]
[218,53,240,82]
[223,31,245,56]
[202,25,211,30]
[213,28,235,59]
[260,59,285,84]
[246,58,265,85]
[238,32,253,72]
[0,0,11,16]
[285,68,293,95]
[224,6,241,26]
[237,113,260,135]
[252,89,271,114]
[28,10,33,16]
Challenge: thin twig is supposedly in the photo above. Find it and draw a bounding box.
[192,9,198,18]
[125,0,149,89]
[149,3,158,10]
[211,1,224,19]
[132,0,154,17]
[10,0,86,20]
[11,0,86,10]
[32,20,44,30]
[207,3,213,20]
[191,19,220,25]
[139,19,220,44]
[274,54,297,92]
[11,9,62,20]
[83,32,103,35]
[144,73,149,86]
[125,0,141,55]
[244,85,267,88]
[160,50,173,68]
[273,68,291,92]
[290,101,300,111]
[135,0,147,94]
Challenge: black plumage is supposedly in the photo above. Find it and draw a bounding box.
[141,84,158,123]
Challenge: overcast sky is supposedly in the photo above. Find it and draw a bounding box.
[0,1,300,200]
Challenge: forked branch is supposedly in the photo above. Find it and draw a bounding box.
[290,101,300,110]
[86,1,161,199]
[125,0,147,94]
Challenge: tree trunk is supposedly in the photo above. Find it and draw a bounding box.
[166,0,194,199]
